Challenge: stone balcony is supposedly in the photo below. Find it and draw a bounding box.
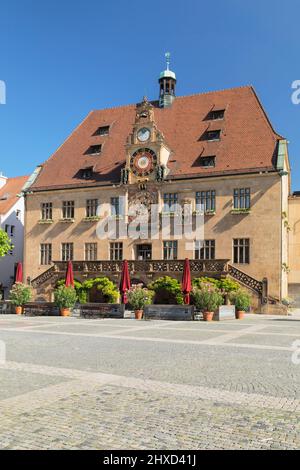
[31,259,230,289]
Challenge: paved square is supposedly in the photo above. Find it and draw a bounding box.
[0,313,299,449]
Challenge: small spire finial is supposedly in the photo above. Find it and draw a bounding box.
[165,52,171,70]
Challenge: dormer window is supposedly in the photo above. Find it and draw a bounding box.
[85,144,102,155]
[207,109,225,120]
[202,130,221,141]
[199,156,216,168]
[80,168,93,179]
[93,126,110,136]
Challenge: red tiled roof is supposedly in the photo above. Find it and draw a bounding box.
[0,175,29,214]
[30,86,283,191]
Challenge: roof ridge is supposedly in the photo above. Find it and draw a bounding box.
[249,86,284,140]
[6,175,29,180]
[91,85,254,112]
[92,102,136,112]
[175,85,253,100]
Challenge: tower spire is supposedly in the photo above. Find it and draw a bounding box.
[158,52,177,108]
[165,52,171,70]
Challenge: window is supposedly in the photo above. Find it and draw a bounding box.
[16,210,21,219]
[111,197,120,216]
[196,190,216,212]
[86,199,98,217]
[85,144,102,155]
[62,201,74,219]
[233,188,250,209]
[110,242,123,260]
[80,168,93,179]
[94,125,109,136]
[198,156,215,168]
[41,202,52,220]
[207,109,225,120]
[85,243,97,261]
[62,243,74,261]
[233,238,250,264]
[202,130,221,141]
[195,240,215,260]
[40,244,52,265]
[137,244,152,260]
[163,241,178,260]
[163,193,178,211]
[4,225,15,237]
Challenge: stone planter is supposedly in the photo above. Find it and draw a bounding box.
[236,310,245,320]
[203,311,214,322]
[15,306,23,315]
[60,308,70,317]
[135,310,143,320]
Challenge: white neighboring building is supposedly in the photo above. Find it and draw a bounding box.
[0,173,29,299]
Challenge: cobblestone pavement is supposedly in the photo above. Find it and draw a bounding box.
[0,312,299,449]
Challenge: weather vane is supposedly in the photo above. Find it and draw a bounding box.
[165,52,171,70]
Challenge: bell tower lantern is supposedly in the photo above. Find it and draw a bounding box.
[158,52,176,108]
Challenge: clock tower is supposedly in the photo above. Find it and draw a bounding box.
[121,96,171,186]
[158,52,176,108]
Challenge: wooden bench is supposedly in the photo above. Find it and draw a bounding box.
[79,303,125,319]
[144,304,195,321]
[23,302,59,316]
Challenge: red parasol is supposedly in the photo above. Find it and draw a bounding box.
[65,261,74,288]
[15,262,23,283]
[181,258,192,305]
[120,260,131,304]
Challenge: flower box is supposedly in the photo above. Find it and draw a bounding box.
[193,210,216,216]
[230,209,251,214]
[109,215,124,220]
[38,219,54,225]
[83,216,101,222]
[59,218,75,223]
[161,212,180,217]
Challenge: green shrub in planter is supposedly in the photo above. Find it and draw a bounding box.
[218,278,240,294]
[9,283,32,306]
[148,276,184,305]
[54,285,78,309]
[127,285,154,311]
[192,277,219,289]
[82,277,119,303]
[56,277,119,304]
[192,284,223,312]
[230,289,251,311]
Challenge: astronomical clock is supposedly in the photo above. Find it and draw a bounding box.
[121,97,171,186]
[130,148,157,177]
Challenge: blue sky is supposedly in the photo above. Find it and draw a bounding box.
[0,0,299,190]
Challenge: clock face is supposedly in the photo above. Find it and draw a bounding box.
[136,155,150,170]
[137,127,151,142]
[130,148,157,177]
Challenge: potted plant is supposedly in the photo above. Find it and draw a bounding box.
[54,285,77,316]
[9,283,32,314]
[127,285,154,320]
[282,297,295,310]
[230,289,251,319]
[192,283,223,321]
